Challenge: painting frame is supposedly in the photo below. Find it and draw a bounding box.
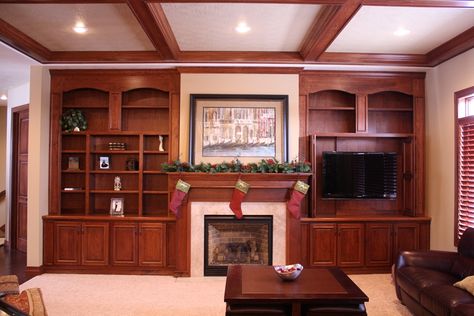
[110,198,124,216]
[189,94,288,164]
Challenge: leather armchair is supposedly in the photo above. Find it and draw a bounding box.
[394,227,474,316]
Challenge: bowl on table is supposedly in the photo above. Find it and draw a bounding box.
[273,263,303,281]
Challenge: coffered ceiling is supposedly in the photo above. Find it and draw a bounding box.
[0,0,473,67]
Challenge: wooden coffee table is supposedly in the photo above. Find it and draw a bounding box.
[224,265,368,316]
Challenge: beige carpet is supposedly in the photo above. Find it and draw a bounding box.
[20,273,412,316]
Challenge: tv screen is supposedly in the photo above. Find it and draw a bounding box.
[322,152,397,199]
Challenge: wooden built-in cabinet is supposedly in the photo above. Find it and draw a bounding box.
[302,218,430,273]
[299,71,429,273]
[45,70,179,274]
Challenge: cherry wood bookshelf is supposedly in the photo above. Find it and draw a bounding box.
[299,71,429,273]
[44,70,180,274]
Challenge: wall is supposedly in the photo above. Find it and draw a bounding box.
[27,66,50,266]
[4,82,29,242]
[426,48,474,251]
[0,107,6,229]
[179,73,299,162]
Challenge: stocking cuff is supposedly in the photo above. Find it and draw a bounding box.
[294,180,309,195]
[235,179,250,194]
[176,179,191,193]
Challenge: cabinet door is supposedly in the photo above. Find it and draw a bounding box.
[81,222,109,266]
[365,223,392,267]
[111,223,138,266]
[337,223,364,267]
[138,223,165,267]
[309,224,337,266]
[393,223,419,259]
[54,222,81,265]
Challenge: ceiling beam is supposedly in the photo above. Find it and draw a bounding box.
[147,2,181,58]
[427,26,474,67]
[363,0,474,8]
[177,51,303,63]
[0,18,50,62]
[318,52,428,67]
[300,0,363,61]
[47,51,164,63]
[127,0,177,59]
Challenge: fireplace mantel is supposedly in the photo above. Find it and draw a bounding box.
[167,173,311,276]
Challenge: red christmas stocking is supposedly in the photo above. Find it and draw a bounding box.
[287,181,310,219]
[229,179,250,219]
[169,179,191,217]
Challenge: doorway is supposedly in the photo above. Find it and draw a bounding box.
[11,105,28,253]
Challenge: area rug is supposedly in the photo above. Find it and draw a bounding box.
[20,273,411,316]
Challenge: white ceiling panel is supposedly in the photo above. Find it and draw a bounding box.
[160,3,322,52]
[0,4,155,51]
[327,6,474,54]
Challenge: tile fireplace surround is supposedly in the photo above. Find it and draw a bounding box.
[191,202,286,277]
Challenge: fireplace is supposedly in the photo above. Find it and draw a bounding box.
[204,215,273,276]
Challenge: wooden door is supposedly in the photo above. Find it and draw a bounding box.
[111,223,138,266]
[12,107,28,252]
[393,223,419,259]
[365,223,393,267]
[138,223,164,267]
[337,223,364,267]
[54,222,81,265]
[309,224,337,266]
[81,222,109,266]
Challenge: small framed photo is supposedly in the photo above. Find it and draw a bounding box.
[110,198,124,216]
[99,156,110,169]
[68,156,80,170]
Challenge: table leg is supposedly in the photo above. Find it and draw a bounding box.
[291,302,301,316]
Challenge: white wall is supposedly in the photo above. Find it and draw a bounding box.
[180,74,299,162]
[426,48,474,251]
[4,82,29,243]
[0,107,6,229]
[27,66,50,266]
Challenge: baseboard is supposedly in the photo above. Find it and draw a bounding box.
[25,266,44,279]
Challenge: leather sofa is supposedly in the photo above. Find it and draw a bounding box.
[394,227,474,316]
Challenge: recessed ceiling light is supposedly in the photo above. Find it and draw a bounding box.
[393,27,410,37]
[235,22,251,34]
[73,21,88,34]
[0,94,7,101]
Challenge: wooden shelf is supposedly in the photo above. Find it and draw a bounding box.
[62,170,85,173]
[309,106,354,111]
[143,171,166,174]
[122,104,169,109]
[62,150,86,154]
[313,132,413,138]
[91,150,139,154]
[144,151,168,154]
[143,191,168,194]
[90,190,139,194]
[90,170,139,174]
[61,190,85,193]
[368,108,413,112]
[62,104,108,109]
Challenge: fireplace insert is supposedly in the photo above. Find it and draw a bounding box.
[204,215,273,276]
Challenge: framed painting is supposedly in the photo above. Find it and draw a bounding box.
[189,94,288,164]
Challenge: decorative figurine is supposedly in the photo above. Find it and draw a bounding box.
[158,135,164,152]
[114,176,122,191]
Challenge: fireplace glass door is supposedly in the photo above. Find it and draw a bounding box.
[204,215,273,276]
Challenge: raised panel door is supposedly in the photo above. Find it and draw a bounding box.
[111,223,138,266]
[309,224,337,266]
[337,223,364,267]
[81,222,109,266]
[393,223,419,259]
[54,222,81,265]
[138,223,164,267]
[365,223,392,267]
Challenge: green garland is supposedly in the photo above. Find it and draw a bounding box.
[60,109,87,132]
[161,159,311,174]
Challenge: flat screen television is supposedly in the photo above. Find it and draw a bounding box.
[322,151,397,199]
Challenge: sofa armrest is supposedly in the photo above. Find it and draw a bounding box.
[396,250,458,273]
